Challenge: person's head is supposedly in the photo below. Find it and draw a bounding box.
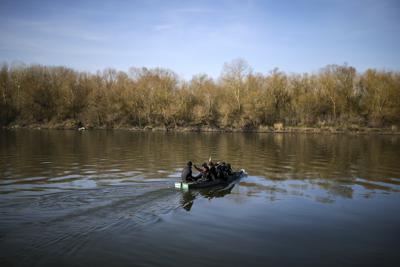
[187,161,192,167]
[202,162,209,170]
[222,162,226,166]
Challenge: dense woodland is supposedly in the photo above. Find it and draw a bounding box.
[1,59,399,130]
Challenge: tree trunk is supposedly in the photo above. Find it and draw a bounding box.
[329,95,336,121]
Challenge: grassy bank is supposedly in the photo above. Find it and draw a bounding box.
[4,121,400,135]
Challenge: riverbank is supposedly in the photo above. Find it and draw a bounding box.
[3,122,400,135]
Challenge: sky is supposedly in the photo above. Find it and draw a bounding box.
[0,0,399,79]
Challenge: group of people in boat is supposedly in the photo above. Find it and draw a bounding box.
[181,159,233,182]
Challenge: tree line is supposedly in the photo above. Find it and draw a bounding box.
[1,59,399,129]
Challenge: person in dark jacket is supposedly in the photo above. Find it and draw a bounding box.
[194,162,212,181]
[226,163,233,175]
[208,161,218,181]
[181,161,198,182]
[216,162,228,181]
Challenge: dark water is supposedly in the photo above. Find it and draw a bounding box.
[1,130,400,267]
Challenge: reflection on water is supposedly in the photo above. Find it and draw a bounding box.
[1,130,399,196]
[181,181,238,211]
[0,130,400,266]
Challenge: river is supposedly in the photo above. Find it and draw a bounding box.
[1,130,399,266]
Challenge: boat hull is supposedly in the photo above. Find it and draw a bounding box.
[175,169,246,190]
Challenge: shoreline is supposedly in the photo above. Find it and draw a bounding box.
[2,124,400,135]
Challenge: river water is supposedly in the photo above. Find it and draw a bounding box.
[0,130,399,266]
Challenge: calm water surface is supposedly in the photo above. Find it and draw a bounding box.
[1,130,400,266]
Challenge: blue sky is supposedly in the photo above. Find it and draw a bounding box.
[0,0,399,78]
